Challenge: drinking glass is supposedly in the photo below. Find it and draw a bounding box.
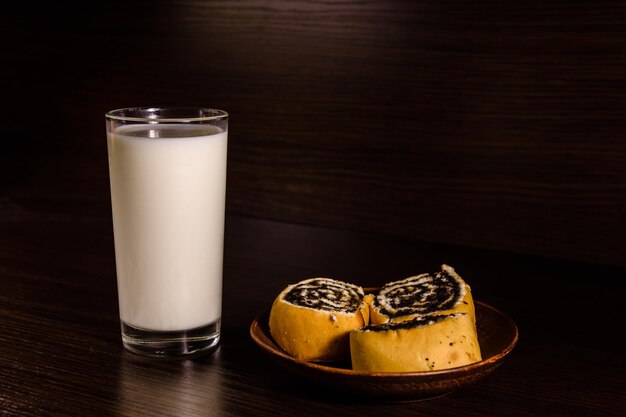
[105,107,228,357]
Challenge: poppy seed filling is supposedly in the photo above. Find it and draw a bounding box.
[374,269,465,318]
[362,313,465,332]
[282,279,364,313]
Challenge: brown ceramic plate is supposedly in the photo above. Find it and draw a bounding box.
[250,299,518,402]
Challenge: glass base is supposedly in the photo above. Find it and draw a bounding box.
[121,320,220,358]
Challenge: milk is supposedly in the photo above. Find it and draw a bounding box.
[107,124,227,331]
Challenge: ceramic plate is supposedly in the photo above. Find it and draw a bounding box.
[250,300,518,402]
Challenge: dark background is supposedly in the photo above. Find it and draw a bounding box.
[3,0,625,268]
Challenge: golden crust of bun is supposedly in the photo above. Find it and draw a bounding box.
[369,264,476,325]
[269,279,370,361]
[350,312,482,372]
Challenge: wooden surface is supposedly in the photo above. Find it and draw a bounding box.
[0,195,625,416]
[2,2,626,413]
[3,0,626,268]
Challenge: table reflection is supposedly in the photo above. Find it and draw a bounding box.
[116,350,225,415]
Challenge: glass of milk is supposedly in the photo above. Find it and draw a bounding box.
[105,107,228,357]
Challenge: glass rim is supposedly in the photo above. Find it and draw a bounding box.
[105,107,229,123]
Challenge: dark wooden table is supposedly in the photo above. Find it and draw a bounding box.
[1,192,624,416]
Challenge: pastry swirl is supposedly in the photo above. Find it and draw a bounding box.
[282,278,365,313]
[269,278,370,361]
[369,264,476,325]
